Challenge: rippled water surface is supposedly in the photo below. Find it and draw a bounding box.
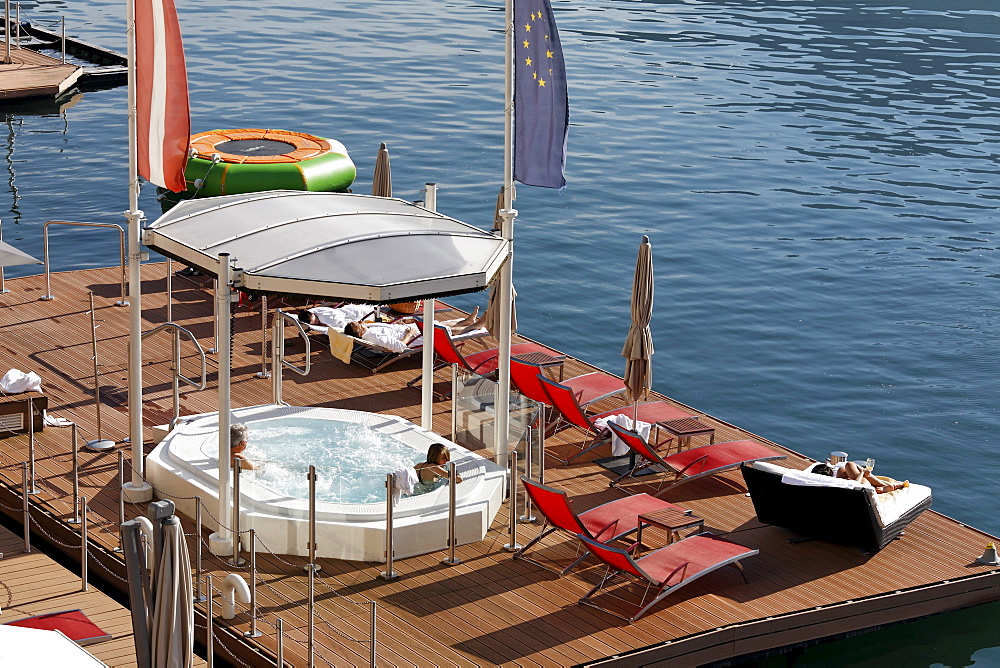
[2,0,998,663]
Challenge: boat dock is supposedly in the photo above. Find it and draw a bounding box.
[0,18,127,100]
[0,263,998,666]
[0,521,137,666]
[0,40,81,101]
[0,520,207,666]
[13,21,128,87]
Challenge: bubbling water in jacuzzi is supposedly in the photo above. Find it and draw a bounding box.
[244,417,424,504]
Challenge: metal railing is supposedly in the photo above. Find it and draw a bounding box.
[1,441,392,667]
[140,321,208,429]
[380,474,398,581]
[255,294,270,379]
[40,221,127,304]
[271,308,311,406]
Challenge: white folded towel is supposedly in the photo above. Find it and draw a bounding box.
[392,467,418,503]
[0,368,42,394]
[594,414,651,457]
[44,413,73,427]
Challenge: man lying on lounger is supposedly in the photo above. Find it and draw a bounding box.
[344,308,488,353]
[297,303,377,330]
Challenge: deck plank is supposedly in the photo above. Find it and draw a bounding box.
[0,264,998,666]
[0,521,207,667]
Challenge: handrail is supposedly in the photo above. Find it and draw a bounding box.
[140,321,207,429]
[271,308,311,406]
[41,220,128,305]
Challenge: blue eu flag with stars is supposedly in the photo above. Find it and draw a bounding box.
[514,0,568,189]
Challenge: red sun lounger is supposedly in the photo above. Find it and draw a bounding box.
[511,357,626,410]
[510,356,626,446]
[538,375,695,463]
[407,323,561,393]
[515,476,686,575]
[577,533,758,622]
[607,421,785,494]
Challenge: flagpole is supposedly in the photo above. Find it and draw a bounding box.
[123,0,152,503]
[494,0,516,462]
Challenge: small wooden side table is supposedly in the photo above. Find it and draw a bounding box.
[660,417,715,451]
[637,508,705,550]
[514,350,566,381]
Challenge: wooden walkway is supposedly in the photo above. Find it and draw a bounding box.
[0,522,138,666]
[0,40,81,100]
[0,521,205,667]
[0,263,999,666]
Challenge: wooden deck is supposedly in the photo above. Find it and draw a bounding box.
[0,522,139,666]
[0,263,999,666]
[0,521,207,667]
[0,40,81,100]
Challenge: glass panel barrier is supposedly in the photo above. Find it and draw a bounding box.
[451,369,543,486]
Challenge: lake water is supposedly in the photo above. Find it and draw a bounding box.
[2,0,998,663]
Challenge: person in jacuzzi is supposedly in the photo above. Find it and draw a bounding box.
[230,423,256,471]
[344,308,488,354]
[413,443,462,494]
[812,461,906,494]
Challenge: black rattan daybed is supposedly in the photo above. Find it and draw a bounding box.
[741,460,932,554]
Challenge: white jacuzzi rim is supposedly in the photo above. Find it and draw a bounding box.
[150,404,503,521]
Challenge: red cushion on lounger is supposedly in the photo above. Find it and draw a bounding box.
[578,492,684,539]
[5,609,112,646]
[664,440,781,476]
[638,534,756,586]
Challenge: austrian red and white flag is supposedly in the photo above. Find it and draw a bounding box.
[135,0,190,192]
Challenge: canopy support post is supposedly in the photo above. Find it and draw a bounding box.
[209,253,234,556]
[421,183,439,430]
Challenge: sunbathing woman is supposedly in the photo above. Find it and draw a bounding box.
[344,308,488,353]
[413,443,462,494]
[813,461,906,493]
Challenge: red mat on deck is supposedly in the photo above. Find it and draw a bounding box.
[5,609,112,646]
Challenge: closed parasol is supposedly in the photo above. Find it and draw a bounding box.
[621,235,654,411]
[371,142,392,197]
[150,515,194,668]
[484,186,517,338]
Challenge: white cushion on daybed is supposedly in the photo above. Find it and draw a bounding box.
[751,460,932,528]
[751,460,864,490]
[872,482,932,527]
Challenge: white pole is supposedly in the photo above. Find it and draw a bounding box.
[209,253,234,556]
[494,0,517,460]
[123,0,151,503]
[420,183,438,429]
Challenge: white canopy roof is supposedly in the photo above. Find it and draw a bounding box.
[142,190,509,303]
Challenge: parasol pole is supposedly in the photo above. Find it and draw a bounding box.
[123,0,151,503]
[494,0,516,461]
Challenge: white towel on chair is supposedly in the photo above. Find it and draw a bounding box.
[392,467,418,503]
[594,414,651,457]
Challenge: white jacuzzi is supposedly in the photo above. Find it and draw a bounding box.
[146,404,506,562]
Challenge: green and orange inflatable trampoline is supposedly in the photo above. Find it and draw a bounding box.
[158,128,356,209]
